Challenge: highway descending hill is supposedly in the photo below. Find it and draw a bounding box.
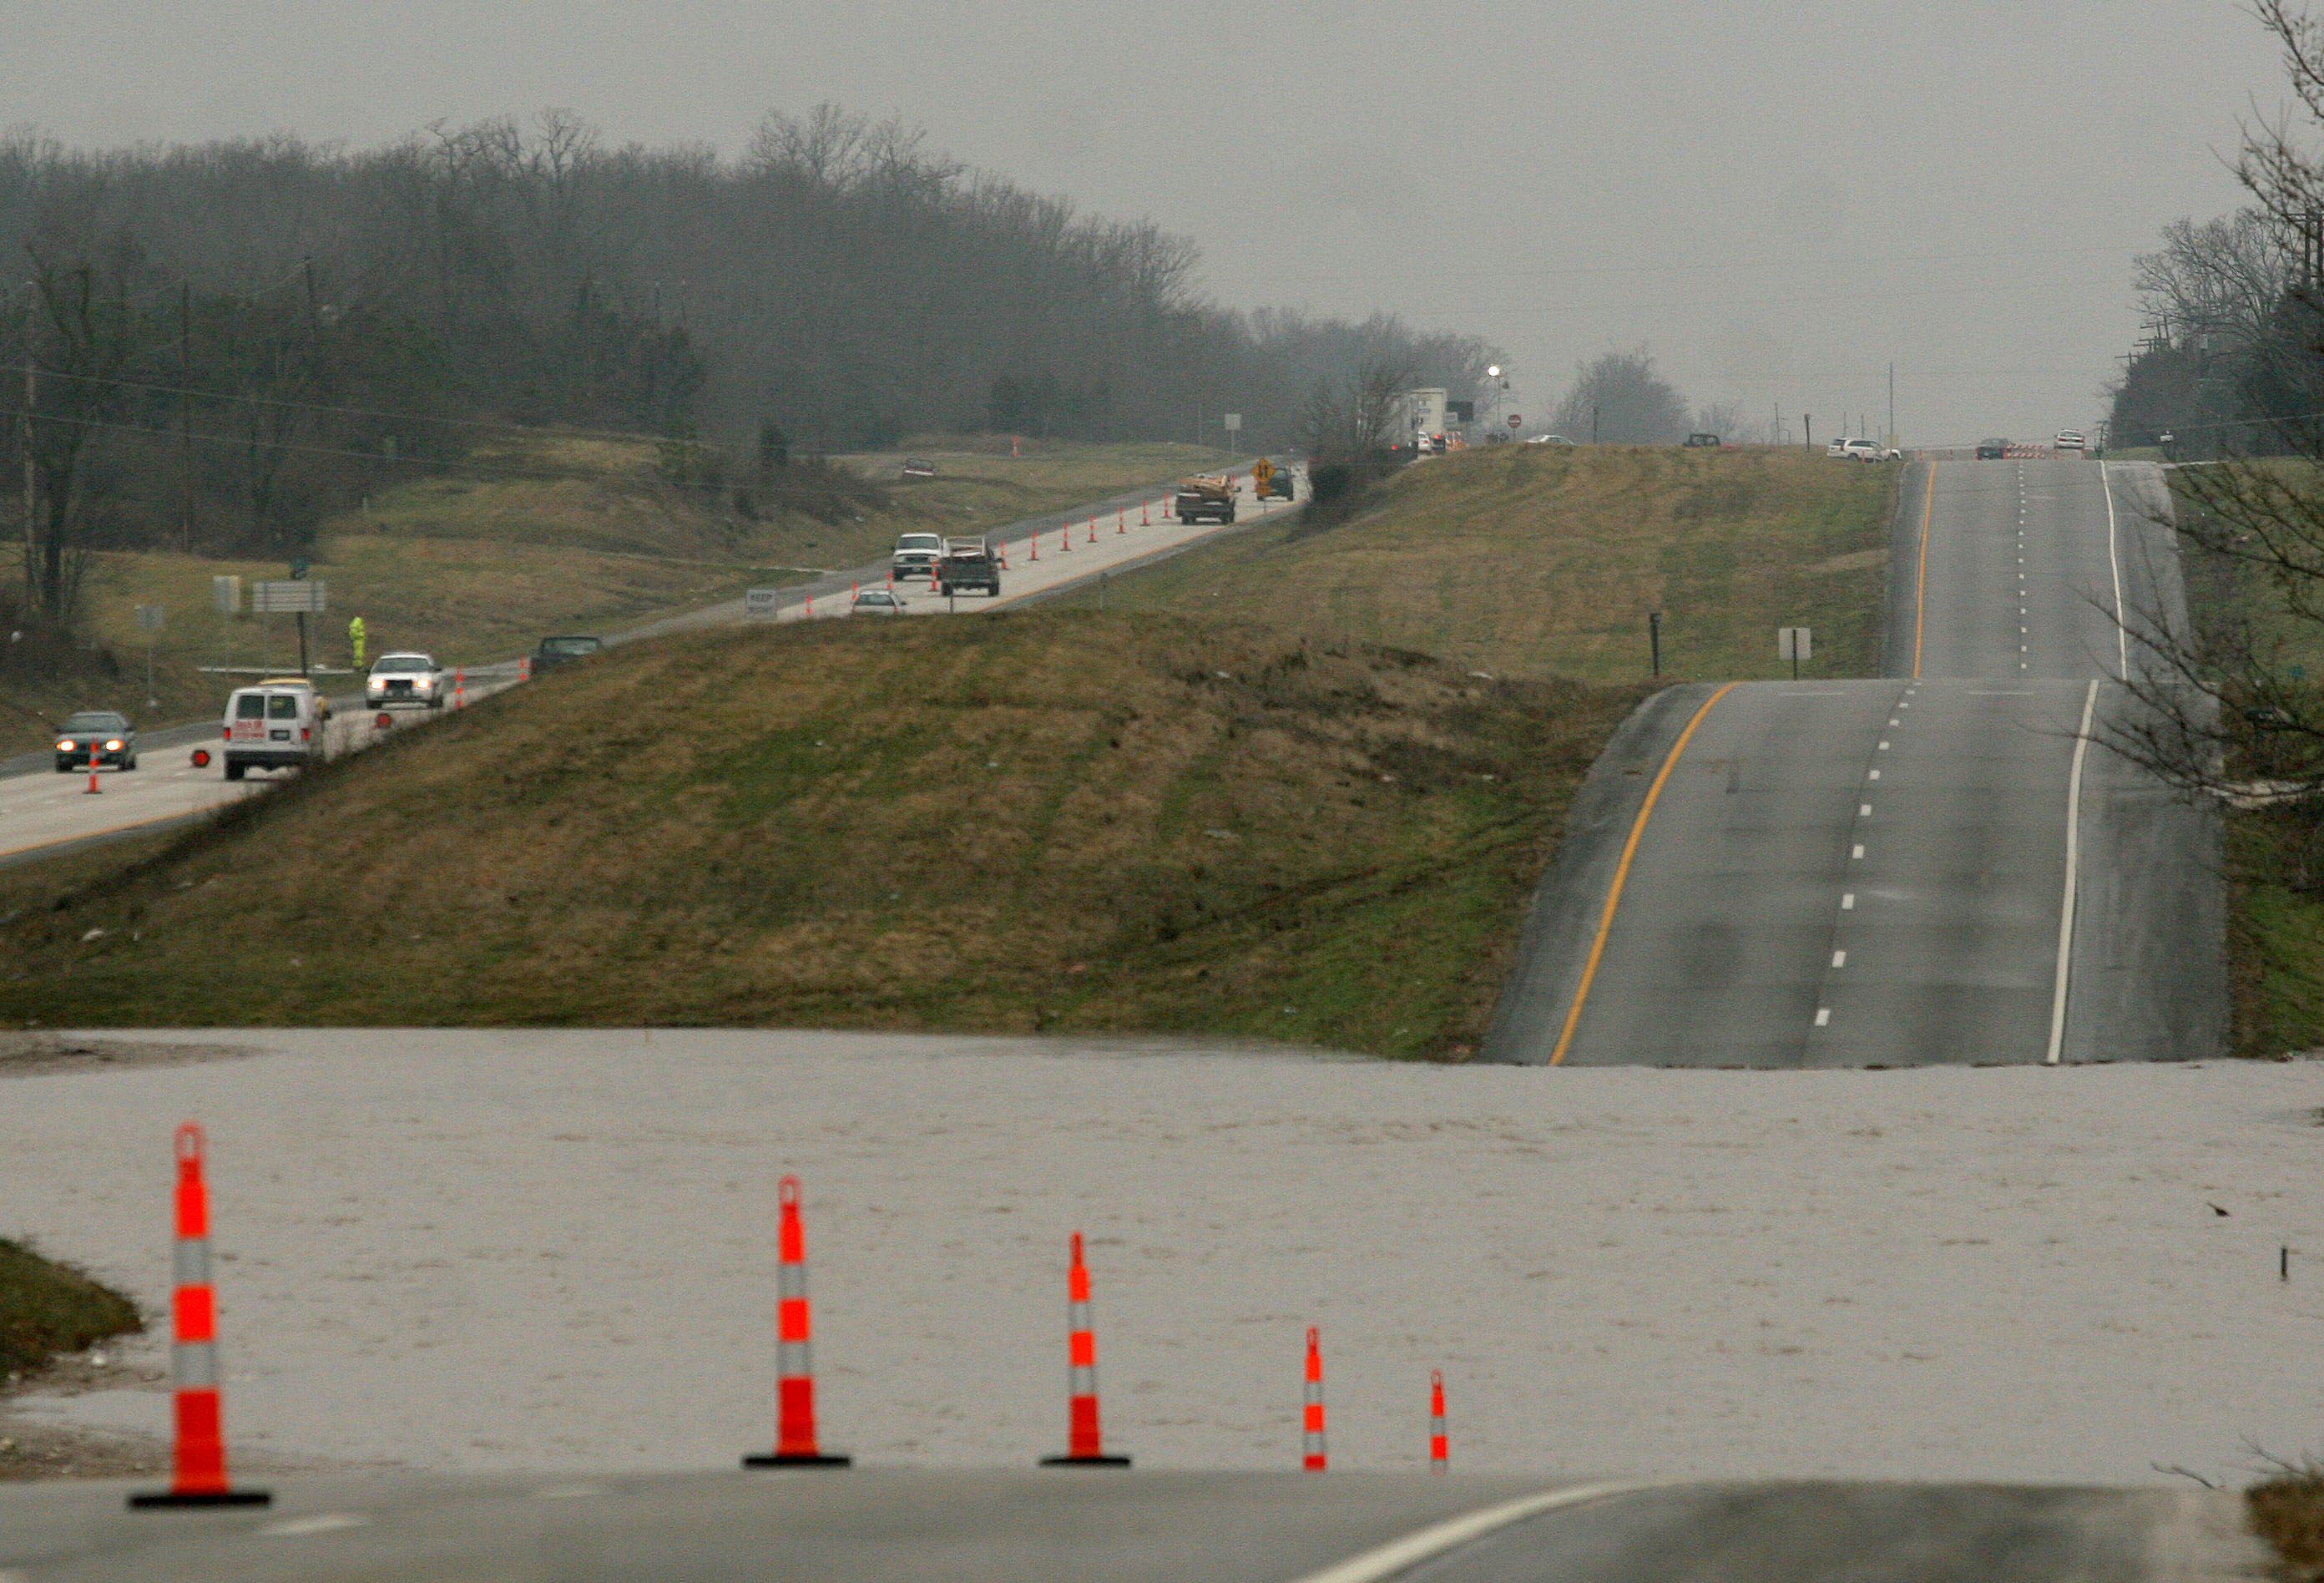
[1488,458,2223,1066]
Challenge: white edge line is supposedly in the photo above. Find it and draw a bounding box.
[2099,460,2129,680]
[1290,1482,1640,1583]
[2044,680,2099,1066]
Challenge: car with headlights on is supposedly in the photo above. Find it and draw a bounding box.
[366,651,448,709]
[851,588,907,615]
[54,711,137,773]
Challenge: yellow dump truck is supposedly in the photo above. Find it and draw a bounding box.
[1174,473,1239,524]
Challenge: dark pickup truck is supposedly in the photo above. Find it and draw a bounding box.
[937,539,1002,597]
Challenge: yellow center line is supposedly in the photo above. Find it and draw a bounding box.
[1911,462,1937,679]
[1548,682,1738,1065]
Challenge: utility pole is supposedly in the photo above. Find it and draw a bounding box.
[21,289,35,581]
[1887,362,1896,444]
[179,281,194,552]
[1591,402,1600,444]
[1649,610,1662,678]
[1804,413,1813,451]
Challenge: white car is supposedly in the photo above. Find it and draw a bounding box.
[851,589,907,616]
[2054,430,2086,453]
[366,651,447,709]
[1528,434,1576,446]
[1831,437,1885,463]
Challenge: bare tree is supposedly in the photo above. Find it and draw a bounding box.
[2099,4,2324,887]
[1301,356,1413,473]
[18,229,141,617]
[1549,347,1690,444]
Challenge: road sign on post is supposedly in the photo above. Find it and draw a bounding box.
[251,580,326,614]
[1508,414,1523,430]
[1224,413,1242,441]
[212,575,241,615]
[744,588,781,620]
[1779,626,1811,680]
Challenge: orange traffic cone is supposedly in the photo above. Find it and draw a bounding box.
[1141,503,1150,527]
[1040,1233,1130,1467]
[1116,509,1125,535]
[1086,516,1097,544]
[1302,1328,1327,1471]
[744,1176,851,1468]
[83,740,100,795]
[1429,1370,1448,1471]
[129,1125,270,1509]
[1060,527,1072,554]
[453,667,467,710]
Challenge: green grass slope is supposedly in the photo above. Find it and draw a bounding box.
[1065,444,1897,683]
[0,613,1634,1060]
[0,1238,139,1378]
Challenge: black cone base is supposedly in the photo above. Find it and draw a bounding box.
[129,1488,273,1509]
[1039,1454,1133,1468]
[742,1452,852,1468]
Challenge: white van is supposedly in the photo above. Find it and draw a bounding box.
[220,685,326,780]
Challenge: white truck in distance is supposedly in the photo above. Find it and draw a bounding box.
[892,532,943,580]
[1393,387,1449,453]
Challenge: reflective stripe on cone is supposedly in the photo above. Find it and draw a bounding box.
[1040,1232,1129,1467]
[743,1175,851,1468]
[129,1123,270,1509]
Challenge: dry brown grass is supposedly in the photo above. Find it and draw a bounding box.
[1074,444,1897,684]
[0,611,1634,1058]
[2253,1468,2324,1580]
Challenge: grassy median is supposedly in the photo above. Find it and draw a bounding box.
[1062,443,1897,684]
[0,613,1634,1059]
[2,436,1230,756]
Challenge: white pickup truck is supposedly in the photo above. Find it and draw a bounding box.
[892,532,943,580]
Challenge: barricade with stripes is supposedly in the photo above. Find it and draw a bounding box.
[1303,1326,1328,1470]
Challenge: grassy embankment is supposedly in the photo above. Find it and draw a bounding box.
[2172,466,2324,1055]
[0,614,1632,1059]
[1058,444,1897,683]
[0,443,1892,1057]
[0,1238,138,1381]
[0,436,1229,756]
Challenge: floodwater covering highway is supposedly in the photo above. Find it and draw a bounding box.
[1488,458,2222,1066]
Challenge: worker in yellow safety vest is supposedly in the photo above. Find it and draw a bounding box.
[348,614,366,670]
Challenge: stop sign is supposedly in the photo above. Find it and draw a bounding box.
[1508,414,1523,430]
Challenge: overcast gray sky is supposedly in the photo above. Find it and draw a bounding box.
[1,2,2288,441]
